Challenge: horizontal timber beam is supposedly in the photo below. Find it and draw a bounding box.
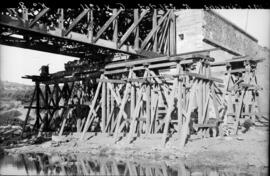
[105,49,217,70]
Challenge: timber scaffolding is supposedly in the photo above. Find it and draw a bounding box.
[0,6,268,148]
[21,50,264,148]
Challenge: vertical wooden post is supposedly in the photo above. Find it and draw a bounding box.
[54,84,58,108]
[177,62,183,133]
[162,78,178,146]
[198,63,203,124]
[110,83,115,133]
[179,80,198,149]
[101,81,106,132]
[35,82,41,131]
[131,72,136,118]
[107,83,111,132]
[146,72,151,134]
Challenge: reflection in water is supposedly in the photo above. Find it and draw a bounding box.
[0,152,267,176]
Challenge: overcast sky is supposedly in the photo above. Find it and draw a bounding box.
[0,9,269,85]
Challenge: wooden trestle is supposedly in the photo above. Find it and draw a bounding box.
[21,51,264,148]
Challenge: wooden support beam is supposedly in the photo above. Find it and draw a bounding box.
[105,49,213,70]
[234,89,246,135]
[177,63,183,132]
[150,89,159,134]
[161,78,178,146]
[107,84,111,130]
[127,71,148,142]
[97,78,126,84]
[210,57,264,66]
[186,72,223,83]
[29,8,50,28]
[197,63,204,124]
[146,71,151,134]
[93,9,123,43]
[58,109,69,136]
[179,80,198,149]
[34,82,41,130]
[211,83,220,120]
[114,70,133,141]
[131,72,136,118]
[64,9,90,36]
[80,75,103,140]
[101,82,106,132]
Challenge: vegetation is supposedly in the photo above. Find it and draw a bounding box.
[0,81,34,103]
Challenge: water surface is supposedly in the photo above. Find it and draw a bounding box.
[0,152,267,176]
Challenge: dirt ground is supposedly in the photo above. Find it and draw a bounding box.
[3,126,268,170]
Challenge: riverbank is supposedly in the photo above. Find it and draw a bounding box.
[3,126,268,170]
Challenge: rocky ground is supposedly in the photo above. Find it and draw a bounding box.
[2,126,268,170]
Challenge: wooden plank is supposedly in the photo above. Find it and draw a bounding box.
[101,82,106,132]
[80,75,103,140]
[107,84,111,129]
[185,72,223,83]
[146,73,151,134]
[35,82,41,130]
[97,78,126,84]
[234,89,246,135]
[150,90,159,134]
[131,72,136,118]
[105,49,214,70]
[177,64,183,132]
[58,110,68,136]
[114,70,133,141]
[127,71,148,142]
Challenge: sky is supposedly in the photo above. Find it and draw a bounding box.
[0,9,269,85]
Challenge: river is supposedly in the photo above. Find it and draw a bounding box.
[0,152,267,176]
